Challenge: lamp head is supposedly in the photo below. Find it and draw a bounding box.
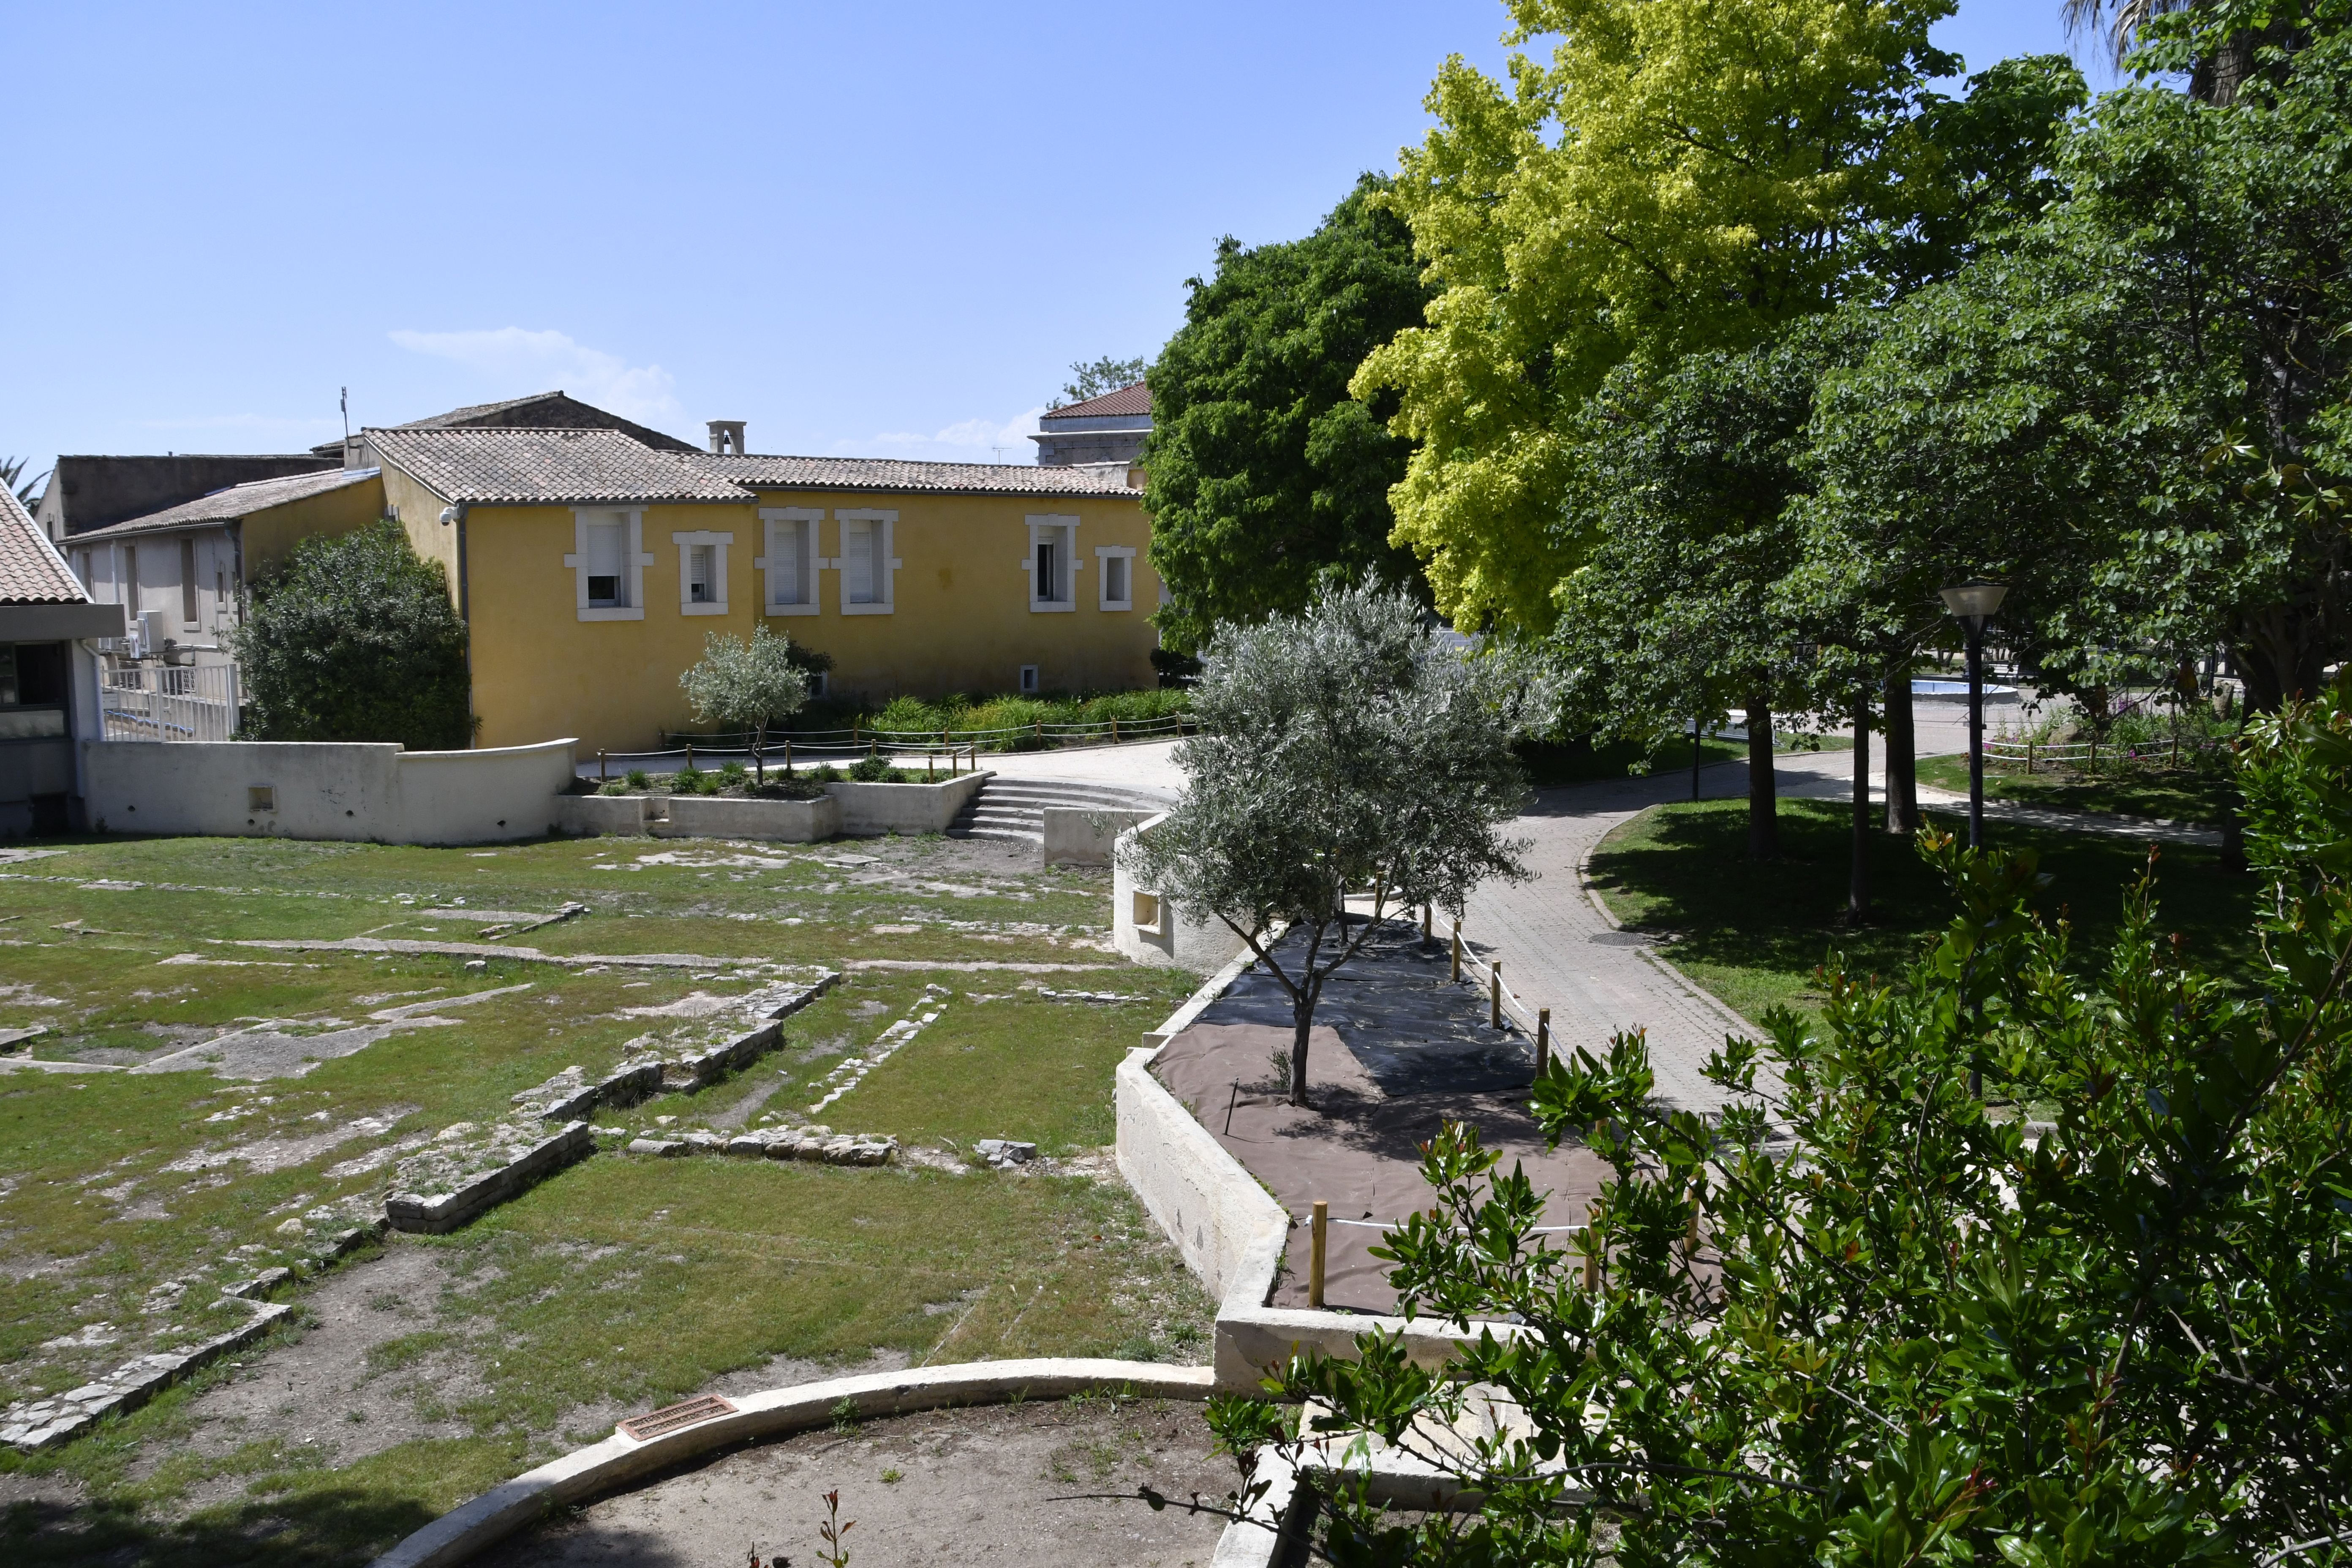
[438,505,463,528]
[1939,578,2008,620]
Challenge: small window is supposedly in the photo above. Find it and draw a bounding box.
[585,520,625,607]
[808,670,828,698]
[689,544,716,603]
[1019,664,1040,694]
[1105,555,1129,606]
[845,520,877,605]
[1034,538,1062,602]
[1132,890,1161,932]
[180,538,199,628]
[248,785,277,813]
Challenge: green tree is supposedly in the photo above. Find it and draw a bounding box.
[1120,584,1532,1105]
[1800,17,2352,715]
[2,456,46,511]
[1053,355,1149,408]
[230,519,473,749]
[1353,0,1968,637]
[1216,683,2352,1565]
[678,623,810,782]
[1552,320,1874,860]
[1143,175,1437,651]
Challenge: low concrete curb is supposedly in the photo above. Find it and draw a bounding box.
[386,1121,593,1235]
[365,1357,1214,1568]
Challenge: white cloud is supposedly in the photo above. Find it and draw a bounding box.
[387,327,681,423]
[833,405,1047,464]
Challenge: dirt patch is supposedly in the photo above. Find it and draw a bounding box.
[123,1241,481,1510]
[482,1394,1230,1568]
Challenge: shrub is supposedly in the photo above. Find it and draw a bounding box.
[846,756,909,783]
[230,518,474,748]
[625,768,649,789]
[808,763,843,784]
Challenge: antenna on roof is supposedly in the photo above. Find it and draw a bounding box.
[340,387,350,447]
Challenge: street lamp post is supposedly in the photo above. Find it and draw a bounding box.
[1939,579,2009,851]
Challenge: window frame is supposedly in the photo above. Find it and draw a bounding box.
[565,506,651,621]
[1095,544,1136,611]
[671,529,734,617]
[835,509,898,616]
[1024,514,1078,613]
[755,507,822,617]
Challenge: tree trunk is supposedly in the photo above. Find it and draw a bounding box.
[1850,689,1870,921]
[1882,668,1918,835]
[1290,1004,1313,1108]
[1745,697,1778,861]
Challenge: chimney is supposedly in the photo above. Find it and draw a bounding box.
[707,420,746,456]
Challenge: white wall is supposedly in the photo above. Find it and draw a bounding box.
[1113,814,1248,972]
[82,738,576,845]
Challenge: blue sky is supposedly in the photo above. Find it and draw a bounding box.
[2,0,2089,476]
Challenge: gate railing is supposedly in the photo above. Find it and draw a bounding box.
[100,658,240,743]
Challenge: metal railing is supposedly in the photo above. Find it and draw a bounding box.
[656,710,1195,756]
[100,658,240,743]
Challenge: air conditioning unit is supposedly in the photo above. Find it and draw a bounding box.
[139,611,174,659]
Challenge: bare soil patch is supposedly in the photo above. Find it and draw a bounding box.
[483,1395,1229,1568]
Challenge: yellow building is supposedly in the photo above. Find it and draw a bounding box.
[367,426,1159,752]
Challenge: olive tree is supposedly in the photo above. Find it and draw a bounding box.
[1121,583,1533,1107]
[678,623,809,781]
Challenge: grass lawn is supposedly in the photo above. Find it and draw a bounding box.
[1915,753,2233,825]
[1519,731,1851,788]
[0,830,1211,1566]
[1586,798,2261,1026]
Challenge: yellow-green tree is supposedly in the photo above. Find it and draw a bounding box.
[1355,0,1963,636]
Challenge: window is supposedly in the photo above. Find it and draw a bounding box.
[180,538,199,628]
[0,644,68,740]
[845,520,876,604]
[123,544,139,612]
[672,530,733,615]
[1019,663,1040,694]
[1025,515,1078,612]
[566,508,650,621]
[248,785,276,813]
[584,520,623,605]
[1096,546,1136,611]
[757,509,820,615]
[836,509,898,615]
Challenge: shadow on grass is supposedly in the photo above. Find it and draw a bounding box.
[1587,799,2260,1014]
[2,1481,439,1568]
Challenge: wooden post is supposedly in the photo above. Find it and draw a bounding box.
[1111,715,1119,743]
[1536,1008,1550,1077]
[1421,904,1432,950]
[1490,961,1502,1029]
[2026,739,2034,775]
[784,738,792,773]
[926,752,935,782]
[1309,1200,1328,1309]
[1450,920,1462,983]
[1583,1203,1600,1292]
[685,740,694,772]
[598,749,607,782]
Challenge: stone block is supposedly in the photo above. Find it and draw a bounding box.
[224,1266,293,1300]
[385,1122,593,1235]
[724,1135,765,1157]
[628,1138,683,1156]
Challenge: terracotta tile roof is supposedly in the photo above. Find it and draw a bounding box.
[703,454,1145,498]
[0,486,93,604]
[68,468,382,542]
[1043,382,1151,420]
[369,428,757,505]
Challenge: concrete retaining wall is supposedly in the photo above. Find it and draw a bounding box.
[828,769,988,835]
[83,738,577,846]
[369,1358,1215,1568]
[560,772,990,841]
[1113,813,1250,972]
[1044,804,1157,866]
[652,794,839,841]
[1116,942,1493,1392]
